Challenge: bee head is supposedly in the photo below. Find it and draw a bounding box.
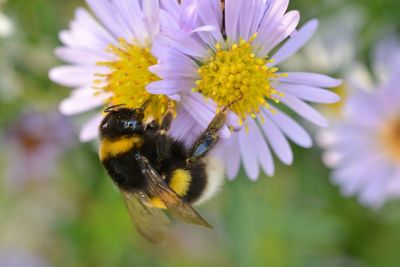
[100,105,145,139]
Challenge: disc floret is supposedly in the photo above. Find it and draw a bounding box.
[194,34,282,123]
[96,38,171,122]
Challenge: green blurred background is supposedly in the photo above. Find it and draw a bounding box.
[1,0,400,266]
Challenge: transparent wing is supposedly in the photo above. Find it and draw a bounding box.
[122,191,170,244]
[138,155,212,229]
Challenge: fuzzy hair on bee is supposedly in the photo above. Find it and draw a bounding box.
[98,103,227,244]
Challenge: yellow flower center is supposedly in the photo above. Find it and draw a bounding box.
[194,34,282,123]
[380,117,400,162]
[96,38,171,122]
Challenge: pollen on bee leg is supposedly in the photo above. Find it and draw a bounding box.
[147,197,167,209]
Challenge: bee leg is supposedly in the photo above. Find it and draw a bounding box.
[146,120,160,131]
[187,108,228,163]
[186,92,243,163]
[160,101,175,132]
[156,101,175,164]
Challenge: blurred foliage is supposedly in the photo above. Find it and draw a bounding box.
[1,0,400,267]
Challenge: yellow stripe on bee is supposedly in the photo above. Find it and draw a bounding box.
[170,169,191,197]
[99,136,144,160]
[147,169,191,209]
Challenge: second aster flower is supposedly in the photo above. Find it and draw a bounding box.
[149,0,342,180]
[319,39,400,208]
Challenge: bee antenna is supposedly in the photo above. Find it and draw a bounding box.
[104,104,126,113]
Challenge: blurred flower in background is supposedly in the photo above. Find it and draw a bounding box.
[319,39,400,208]
[0,0,20,101]
[2,110,74,191]
[283,7,363,75]
[0,248,49,267]
[0,0,13,38]
[0,170,76,267]
[150,0,341,180]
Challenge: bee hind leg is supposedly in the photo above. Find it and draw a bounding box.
[186,94,242,164]
[186,108,228,164]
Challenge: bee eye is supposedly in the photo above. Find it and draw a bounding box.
[125,120,138,129]
[134,152,141,161]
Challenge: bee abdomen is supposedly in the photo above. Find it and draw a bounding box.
[184,163,208,204]
[167,158,224,205]
[192,157,224,206]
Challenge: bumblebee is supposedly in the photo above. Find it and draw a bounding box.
[99,102,228,244]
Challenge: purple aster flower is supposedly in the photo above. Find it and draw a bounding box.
[319,39,400,208]
[2,111,74,191]
[149,0,341,180]
[0,249,49,267]
[49,0,232,142]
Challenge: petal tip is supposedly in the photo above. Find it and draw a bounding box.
[306,18,319,29]
[48,68,58,82]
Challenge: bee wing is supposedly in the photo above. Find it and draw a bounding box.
[122,191,170,244]
[139,156,213,229]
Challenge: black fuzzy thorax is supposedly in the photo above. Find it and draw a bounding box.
[102,131,207,204]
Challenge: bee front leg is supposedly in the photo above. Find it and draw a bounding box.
[160,101,175,132]
[156,101,175,163]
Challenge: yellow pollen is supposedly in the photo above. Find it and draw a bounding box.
[194,34,281,121]
[380,117,400,162]
[96,38,171,122]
